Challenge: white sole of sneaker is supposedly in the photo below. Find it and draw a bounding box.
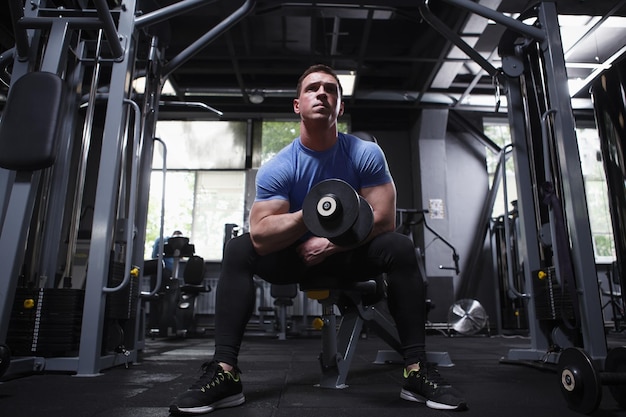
[400,389,426,403]
[174,393,246,414]
[400,389,463,411]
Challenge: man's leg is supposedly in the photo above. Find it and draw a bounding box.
[170,234,303,415]
[340,232,466,411]
[214,234,305,366]
[213,233,260,367]
[362,232,427,366]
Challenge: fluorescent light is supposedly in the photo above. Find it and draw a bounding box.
[337,71,356,97]
[133,77,176,96]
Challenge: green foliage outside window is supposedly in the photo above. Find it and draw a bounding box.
[261,121,349,164]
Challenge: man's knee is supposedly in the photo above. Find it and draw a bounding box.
[374,232,416,258]
[223,233,256,268]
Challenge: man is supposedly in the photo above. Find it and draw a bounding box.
[169,64,467,415]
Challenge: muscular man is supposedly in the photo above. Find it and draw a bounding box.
[169,64,467,415]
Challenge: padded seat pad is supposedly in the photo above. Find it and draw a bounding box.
[0,72,65,171]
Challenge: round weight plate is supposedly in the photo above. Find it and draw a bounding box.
[605,346,626,409]
[0,344,11,378]
[330,196,374,246]
[557,347,602,415]
[303,179,360,240]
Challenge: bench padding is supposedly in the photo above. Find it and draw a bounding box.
[0,72,65,171]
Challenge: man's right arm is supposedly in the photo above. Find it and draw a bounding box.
[249,199,308,256]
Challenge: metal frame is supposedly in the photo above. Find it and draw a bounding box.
[423,0,607,364]
[0,0,256,378]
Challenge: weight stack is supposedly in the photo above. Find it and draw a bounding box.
[531,267,576,321]
[7,288,84,357]
[106,260,139,320]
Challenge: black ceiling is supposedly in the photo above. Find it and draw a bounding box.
[1,1,626,129]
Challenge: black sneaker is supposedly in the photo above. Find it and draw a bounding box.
[400,363,467,411]
[169,361,245,415]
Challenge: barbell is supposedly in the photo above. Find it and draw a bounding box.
[557,346,626,414]
[302,179,373,246]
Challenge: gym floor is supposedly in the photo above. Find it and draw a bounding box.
[1,327,625,417]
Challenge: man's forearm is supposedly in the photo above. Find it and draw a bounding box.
[250,211,308,255]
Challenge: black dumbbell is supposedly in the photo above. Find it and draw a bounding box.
[558,346,626,414]
[302,179,373,246]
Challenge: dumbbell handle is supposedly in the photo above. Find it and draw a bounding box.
[599,372,626,385]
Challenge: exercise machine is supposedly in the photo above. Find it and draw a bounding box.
[0,0,256,378]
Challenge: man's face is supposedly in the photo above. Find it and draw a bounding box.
[293,71,344,123]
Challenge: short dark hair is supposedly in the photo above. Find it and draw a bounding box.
[296,64,343,98]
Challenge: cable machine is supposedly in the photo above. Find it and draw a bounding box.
[421,0,606,365]
[0,0,255,378]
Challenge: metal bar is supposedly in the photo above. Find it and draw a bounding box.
[103,99,142,292]
[8,0,29,60]
[537,2,607,361]
[135,0,219,29]
[0,173,39,342]
[418,1,499,78]
[145,138,168,299]
[18,16,109,29]
[455,47,499,108]
[500,145,528,299]
[62,31,104,287]
[159,101,223,116]
[437,0,545,41]
[93,0,124,59]
[162,0,256,79]
[77,0,137,376]
[503,72,552,363]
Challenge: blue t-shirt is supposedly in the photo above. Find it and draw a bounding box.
[255,132,392,212]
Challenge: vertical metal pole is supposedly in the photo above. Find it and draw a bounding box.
[77,0,137,376]
[537,3,606,361]
[0,173,39,342]
[504,74,552,361]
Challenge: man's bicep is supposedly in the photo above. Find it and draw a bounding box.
[361,182,396,230]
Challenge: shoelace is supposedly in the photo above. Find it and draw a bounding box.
[190,361,240,391]
[189,362,221,390]
[406,364,449,388]
[421,364,450,388]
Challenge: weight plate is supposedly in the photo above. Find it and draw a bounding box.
[0,344,11,378]
[557,347,602,415]
[330,196,374,246]
[303,179,360,239]
[605,346,626,410]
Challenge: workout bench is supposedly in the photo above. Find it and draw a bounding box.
[301,274,453,389]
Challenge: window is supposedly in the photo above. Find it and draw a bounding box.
[144,121,248,261]
[483,119,615,261]
[577,127,615,260]
[484,120,517,218]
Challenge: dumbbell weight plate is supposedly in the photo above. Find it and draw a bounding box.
[605,346,626,409]
[303,179,360,241]
[329,196,373,246]
[557,347,602,415]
